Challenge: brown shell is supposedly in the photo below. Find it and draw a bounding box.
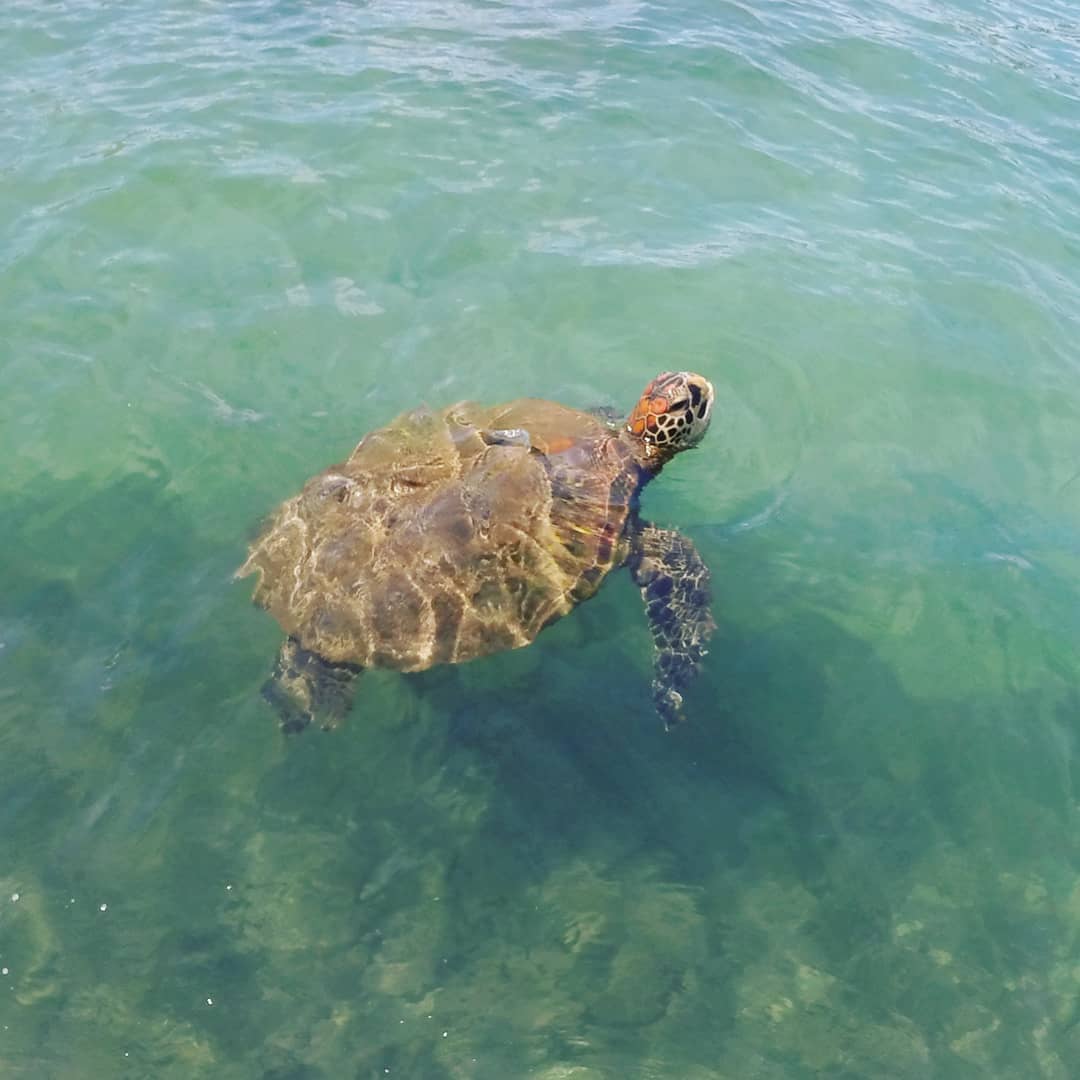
[238,398,642,670]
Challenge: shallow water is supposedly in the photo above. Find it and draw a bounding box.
[3,0,1080,1075]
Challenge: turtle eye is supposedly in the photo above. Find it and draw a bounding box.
[667,399,688,412]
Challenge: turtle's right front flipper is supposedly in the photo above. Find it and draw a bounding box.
[630,524,715,729]
[262,637,361,734]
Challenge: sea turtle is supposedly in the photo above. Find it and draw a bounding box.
[238,371,716,733]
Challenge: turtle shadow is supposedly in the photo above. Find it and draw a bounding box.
[432,594,872,881]
[411,548,1080,1070]
[404,582,951,1043]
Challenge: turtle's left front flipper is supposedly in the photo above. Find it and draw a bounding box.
[630,524,715,729]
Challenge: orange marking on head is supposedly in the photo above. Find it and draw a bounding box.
[645,415,658,432]
[648,398,669,414]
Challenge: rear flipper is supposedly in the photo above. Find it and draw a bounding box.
[262,637,361,734]
[630,524,715,729]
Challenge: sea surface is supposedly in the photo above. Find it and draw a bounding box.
[3,0,1080,1076]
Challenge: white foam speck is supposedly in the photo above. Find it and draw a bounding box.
[333,277,384,317]
[286,284,311,307]
[291,164,323,184]
[354,204,390,221]
[985,552,1033,570]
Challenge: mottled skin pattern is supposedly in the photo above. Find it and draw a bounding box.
[238,372,715,732]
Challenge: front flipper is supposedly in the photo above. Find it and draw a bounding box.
[630,525,715,729]
[262,638,361,734]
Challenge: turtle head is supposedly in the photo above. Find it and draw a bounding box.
[625,371,714,466]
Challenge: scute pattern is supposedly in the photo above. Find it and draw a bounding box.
[238,399,639,670]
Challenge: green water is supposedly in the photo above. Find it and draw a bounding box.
[4,0,1080,1075]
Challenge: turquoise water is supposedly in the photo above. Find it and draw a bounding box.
[4,0,1080,1074]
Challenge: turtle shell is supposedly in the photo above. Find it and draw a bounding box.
[238,398,642,670]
